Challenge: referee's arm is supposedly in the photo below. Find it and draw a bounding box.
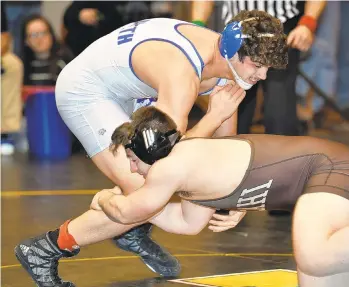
[304,0,327,22]
[191,1,215,26]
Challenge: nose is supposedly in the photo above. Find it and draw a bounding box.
[257,67,268,80]
[130,161,138,173]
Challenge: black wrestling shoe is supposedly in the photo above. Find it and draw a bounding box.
[14,231,80,287]
[113,223,181,277]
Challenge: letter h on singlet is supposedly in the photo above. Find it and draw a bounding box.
[118,27,137,45]
[236,179,273,209]
[117,20,150,45]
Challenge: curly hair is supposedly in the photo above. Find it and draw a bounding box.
[228,10,288,69]
[110,106,178,155]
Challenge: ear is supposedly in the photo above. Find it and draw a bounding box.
[230,53,240,64]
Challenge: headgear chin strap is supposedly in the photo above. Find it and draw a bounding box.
[219,18,274,90]
[125,128,181,165]
[225,55,253,90]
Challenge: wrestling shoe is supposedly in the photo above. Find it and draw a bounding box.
[14,231,80,287]
[113,223,181,277]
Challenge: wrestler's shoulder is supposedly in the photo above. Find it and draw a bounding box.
[149,155,189,182]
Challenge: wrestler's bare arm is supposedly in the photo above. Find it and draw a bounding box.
[150,200,215,235]
[132,42,237,137]
[98,159,183,224]
[186,84,245,138]
[132,42,202,134]
[155,73,225,137]
[211,80,242,137]
[213,111,238,137]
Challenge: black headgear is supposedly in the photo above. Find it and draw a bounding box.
[125,128,181,165]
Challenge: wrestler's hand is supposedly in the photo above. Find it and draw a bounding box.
[287,25,313,52]
[90,187,123,211]
[208,210,246,232]
[207,84,246,123]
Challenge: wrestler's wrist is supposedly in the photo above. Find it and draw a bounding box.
[298,15,317,34]
[205,110,225,126]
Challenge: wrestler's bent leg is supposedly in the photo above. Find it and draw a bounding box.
[15,98,179,286]
[293,192,349,286]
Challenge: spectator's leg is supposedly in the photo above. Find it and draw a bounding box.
[337,1,349,112]
[297,1,341,122]
[1,53,23,155]
[263,48,300,136]
[1,53,23,133]
[237,83,258,134]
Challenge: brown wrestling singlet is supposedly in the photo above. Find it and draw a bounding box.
[191,134,349,211]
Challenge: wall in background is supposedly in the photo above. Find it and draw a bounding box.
[41,1,71,39]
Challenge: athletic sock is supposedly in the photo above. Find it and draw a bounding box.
[56,220,79,252]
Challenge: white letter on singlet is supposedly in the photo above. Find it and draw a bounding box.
[237,179,273,208]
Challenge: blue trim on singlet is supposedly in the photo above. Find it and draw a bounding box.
[173,23,225,96]
[129,38,200,86]
[174,23,205,76]
[199,78,222,96]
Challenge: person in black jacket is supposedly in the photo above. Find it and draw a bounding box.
[63,1,155,58]
[63,1,124,57]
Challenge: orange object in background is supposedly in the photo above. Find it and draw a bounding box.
[22,85,55,101]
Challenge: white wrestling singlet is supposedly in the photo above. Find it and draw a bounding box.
[55,18,226,156]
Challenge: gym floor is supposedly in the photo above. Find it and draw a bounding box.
[2,107,349,287]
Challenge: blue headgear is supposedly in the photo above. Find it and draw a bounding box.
[219,18,276,90]
[125,128,181,165]
[219,21,244,59]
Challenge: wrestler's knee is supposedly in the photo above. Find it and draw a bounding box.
[294,245,330,277]
[292,193,333,277]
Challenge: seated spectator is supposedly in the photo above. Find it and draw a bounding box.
[62,1,156,58]
[20,15,74,87]
[19,15,77,154]
[63,1,123,57]
[3,0,41,57]
[1,1,24,156]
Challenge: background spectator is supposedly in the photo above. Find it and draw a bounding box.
[62,1,125,57]
[296,1,349,130]
[20,15,74,87]
[62,1,157,58]
[3,0,42,57]
[1,1,24,156]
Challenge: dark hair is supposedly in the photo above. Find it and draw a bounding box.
[20,15,60,83]
[110,106,177,155]
[228,10,288,69]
